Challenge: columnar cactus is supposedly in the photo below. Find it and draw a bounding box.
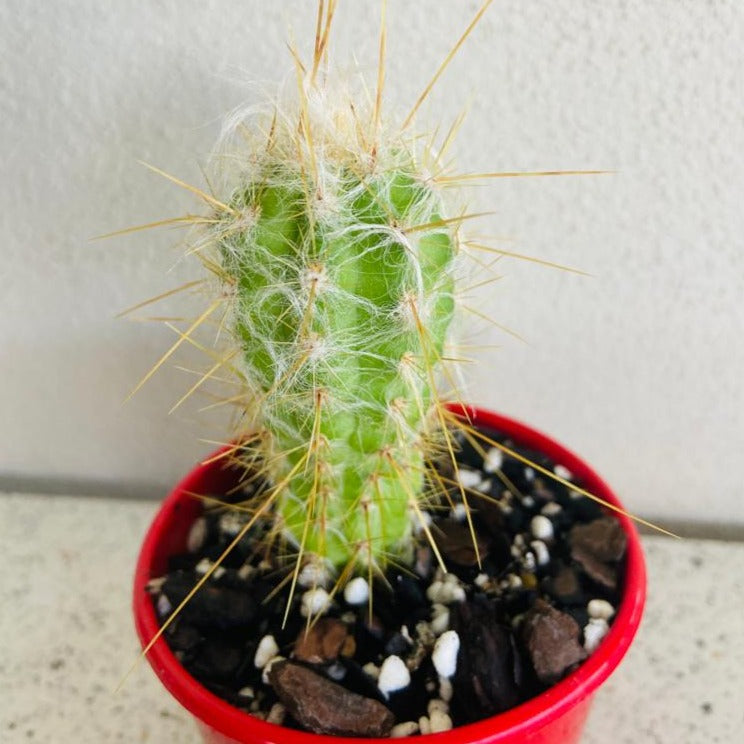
[210,85,460,574]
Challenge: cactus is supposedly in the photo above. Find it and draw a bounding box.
[210,84,459,575]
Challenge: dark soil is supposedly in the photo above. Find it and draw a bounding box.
[148,428,627,737]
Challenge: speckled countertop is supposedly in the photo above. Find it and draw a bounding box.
[1,493,742,743]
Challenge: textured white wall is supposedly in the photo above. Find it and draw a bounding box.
[1,1,742,524]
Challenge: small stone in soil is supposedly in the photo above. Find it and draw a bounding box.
[161,572,257,630]
[269,660,395,737]
[545,564,584,605]
[583,617,610,652]
[433,519,489,566]
[254,635,279,669]
[432,630,460,678]
[293,617,354,664]
[522,599,587,684]
[569,517,627,563]
[343,576,369,606]
[587,598,615,620]
[377,655,411,698]
[451,600,522,720]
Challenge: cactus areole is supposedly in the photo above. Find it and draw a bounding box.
[211,87,459,573]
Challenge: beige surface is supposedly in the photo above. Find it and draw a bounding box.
[1,492,741,742]
[1,0,744,524]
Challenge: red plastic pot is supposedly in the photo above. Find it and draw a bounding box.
[133,406,646,744]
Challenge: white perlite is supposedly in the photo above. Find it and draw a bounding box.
[531,540,550,566]
[343,576,370,606]
[427,699,449,716]
[432,630,460,678]
[378,655,411,698]
[584,618,610,652]
[430,604,450,636]
[483,447,503,473]
[418,716,432,735]
[530,515,554,541]
[554,464,573,481]
[451,502,468,522]
[391,722,419,738]
[301,587,331,617]
[298,561,330,589]
[456,468,482,489]
[427,574,466,604]
[439,677,453,702]
[429,710,453,733]
[254,635,279,669]
[186,517,207,553]
[266,703,286,725]
[588,598,615,620]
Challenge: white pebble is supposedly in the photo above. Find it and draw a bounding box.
[429,710,453,733]
[506,574,523,590]
[554,464,573,480]
[455,468,482,489]
[522,495,536,509]
[530,540,550,566]
[439,676,453,702]
[237,686,254,698]
[343,576,370,606]
[412,509,433,535]
[378,655,411,698]
[254,635,279,669]
[298,561,330,588]
[145,576,166,594]
[266,703,286,725]
[194,558,225,580]
[261,655,285,684]
[523,551,536,572]
[524,467,535,481]
[588,598,615,620]
[432,630,460,678]
[427,699,449,716]
[301,587,331,617]
[187,517,207,553]
[443,572,459,586]
[219,512,244,537]
[530,515,554,541]
[362,662,380,680]
[418,716,432,735]
[237,562,256,581]
[430,605,450,636]
[451,502,468,522]
[541,502,563,517]
[483,447,503,473]
[583,618,610,652]
[156,594,172,617]
[474,573,489,588]
[391,722,419,738]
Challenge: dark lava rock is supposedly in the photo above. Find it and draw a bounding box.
[522,599,587,684]
[293,618,354,665]
[434,519,490,566]
[166,622,203,654]
[571,546,618,590]
[161,571,257,629]
[268,660,395,737]
[569,517,627,562]
[187,638,244,682]
[544,564,584,605]
[451,599,522,721]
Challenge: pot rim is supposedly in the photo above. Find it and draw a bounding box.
[133,405,646,743]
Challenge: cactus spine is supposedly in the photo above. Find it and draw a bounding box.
[210,84,459,574]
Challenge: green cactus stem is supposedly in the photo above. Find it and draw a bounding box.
[209,87,459,574]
